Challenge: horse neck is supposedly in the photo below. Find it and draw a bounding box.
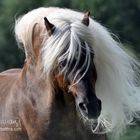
[18,62,93,139]
[19,61,50,110]
[20,60,76,120]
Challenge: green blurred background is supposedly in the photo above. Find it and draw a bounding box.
[0,0,140,139]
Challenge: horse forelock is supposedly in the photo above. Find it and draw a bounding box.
[42,19,94,84]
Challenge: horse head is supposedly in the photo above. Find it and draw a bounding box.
[43,12,102,130]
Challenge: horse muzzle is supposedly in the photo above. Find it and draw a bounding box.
[76,95,102,120]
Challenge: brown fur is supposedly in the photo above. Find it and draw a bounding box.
[0,65,107,140]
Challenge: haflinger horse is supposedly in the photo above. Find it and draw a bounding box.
[0,7,140,140]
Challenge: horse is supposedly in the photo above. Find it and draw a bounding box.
[0,7,140,140]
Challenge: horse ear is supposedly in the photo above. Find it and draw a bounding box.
[82,11,90,26]
[32,23,43,60]
[44,17,55,36]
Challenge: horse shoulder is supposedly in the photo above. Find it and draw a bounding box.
[0,69,21,99]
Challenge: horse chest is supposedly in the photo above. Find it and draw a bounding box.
[45,117,102,140]
[45,108,78,140]
[43,103,92,140]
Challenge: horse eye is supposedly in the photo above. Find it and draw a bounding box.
[59,63,63,70]
[59,61,66,70]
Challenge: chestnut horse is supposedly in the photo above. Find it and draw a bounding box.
[0,7,140,140]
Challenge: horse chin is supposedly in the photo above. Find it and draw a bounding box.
[90,119,98,130]
[90,120,106,134]
[79,113,99,132]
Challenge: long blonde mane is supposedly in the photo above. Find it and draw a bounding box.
[15,7,140,139]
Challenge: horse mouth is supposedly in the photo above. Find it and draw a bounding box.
[91,120,98,131]
[91,123,98,130]
[91,120,106,134]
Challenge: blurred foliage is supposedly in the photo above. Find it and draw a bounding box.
[0,0,139,71]
[0,0,140,139]
[119,127,140,140]
[107,126,140,140]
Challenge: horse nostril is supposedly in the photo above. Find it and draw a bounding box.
[79,103,87,112]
